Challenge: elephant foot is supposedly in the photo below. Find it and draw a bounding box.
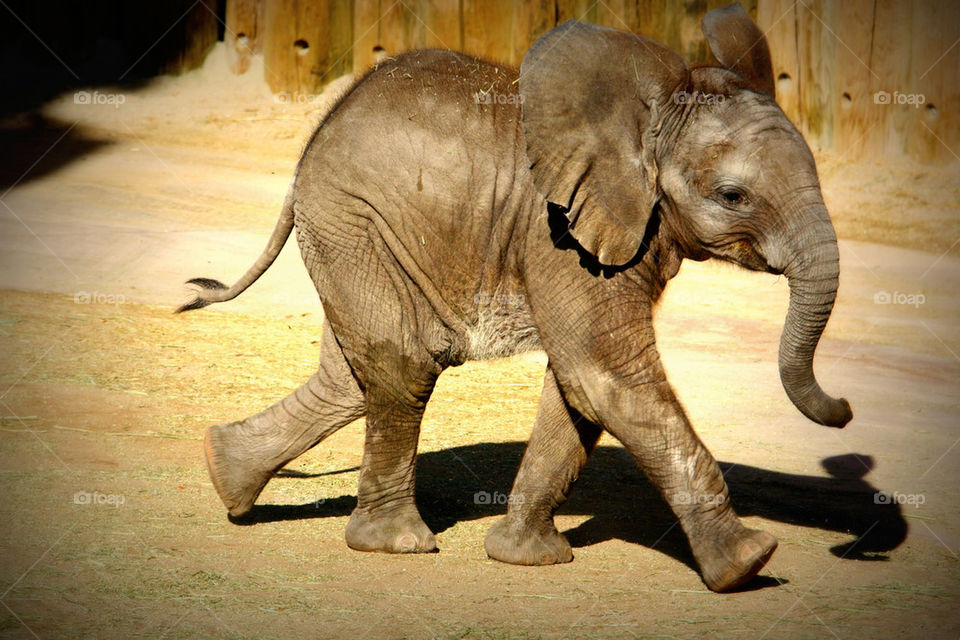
[345,505,438,553]
[204,422,274,519]
[692,527,778,592]
[484,515,574,565]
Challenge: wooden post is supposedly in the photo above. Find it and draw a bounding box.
[510,0,555,65]
[556,0,597,24]
[225,0,261,75]
[757,0,801,127]
[795,0,836,151]
[121,0,219,76]
[868,0,913,158]
[830,0,875,161]
[262,0,352,96]
[462,0,514,63]
[383,0,462,56]
[222,0,957,163]
[905,0,959,163]
[353,0,383,75]
[166,0,220,74]
[595,0,641,34]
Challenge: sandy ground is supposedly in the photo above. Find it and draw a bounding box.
[0,44,958,639]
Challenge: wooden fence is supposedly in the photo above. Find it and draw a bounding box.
[224,0,958,164]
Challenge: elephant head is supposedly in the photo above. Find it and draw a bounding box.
[519,3,852,428]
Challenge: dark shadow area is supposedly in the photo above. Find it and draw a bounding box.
[718,453,905,560]
[0,1,226,192]
[0,115,113,191]
[229,495,358,526]
[0,1,224,116]
[275,466,361,479]
[233,444,907,586]
[723,575,787,592]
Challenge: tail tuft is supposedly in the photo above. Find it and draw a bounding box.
[185,277,228,290]
[176,278,228,314]
[173,191,295,315]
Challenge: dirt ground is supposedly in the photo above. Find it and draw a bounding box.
[1,44,958,639]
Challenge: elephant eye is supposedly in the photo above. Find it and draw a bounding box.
[719,188,746,207]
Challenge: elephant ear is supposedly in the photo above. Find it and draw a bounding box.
[702,2,775,97]
[519,20,689,266]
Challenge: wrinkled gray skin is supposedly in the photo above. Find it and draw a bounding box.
[180,3,851,592]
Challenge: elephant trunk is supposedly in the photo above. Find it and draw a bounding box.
[775,210,852,427]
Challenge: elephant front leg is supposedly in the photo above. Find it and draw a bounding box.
[485,367,602,565]
[594,375,777,592]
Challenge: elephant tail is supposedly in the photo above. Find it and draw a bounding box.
[175,192,295,313]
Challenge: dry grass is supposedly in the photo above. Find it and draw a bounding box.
[1,288,958,639]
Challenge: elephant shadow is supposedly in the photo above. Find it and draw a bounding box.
[236,445,907,578]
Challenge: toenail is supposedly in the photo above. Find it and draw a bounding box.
[396,533,417,552]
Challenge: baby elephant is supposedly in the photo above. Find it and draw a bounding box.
[179,2,851,592]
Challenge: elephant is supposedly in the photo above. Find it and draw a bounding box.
[178,2,852,592]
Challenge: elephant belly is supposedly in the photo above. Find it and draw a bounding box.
[465,296,541,361]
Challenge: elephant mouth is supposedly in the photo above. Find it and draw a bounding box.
[710,238,773,273]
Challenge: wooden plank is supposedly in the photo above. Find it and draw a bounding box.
[462,0,513,63]
[225,0,260,75]
[636,0,680,53]
[907,0,959,163]
[422,0,461,51]
[297,0,330,91]
[758,0,801,127]
[262,0,352,95]
[244,0,956,163]
[556,0,598,24]
[317,0,354,84]
[374,1,455,55]
[934,1,960,163]
[353,0,383,75]
[353,0,460,74]
[379,0,427,56]
[830,0,875,160]
[795,0,838,150]
[868,0,913,158]
[595,0,641,33]
[886,0,929,160]
[167,0,220,75]
[262,0,299,92]
[510,0,555,64]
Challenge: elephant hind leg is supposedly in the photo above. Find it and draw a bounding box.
[205,321,365,518]
[335,337,442,554]
[485,366,602,565]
